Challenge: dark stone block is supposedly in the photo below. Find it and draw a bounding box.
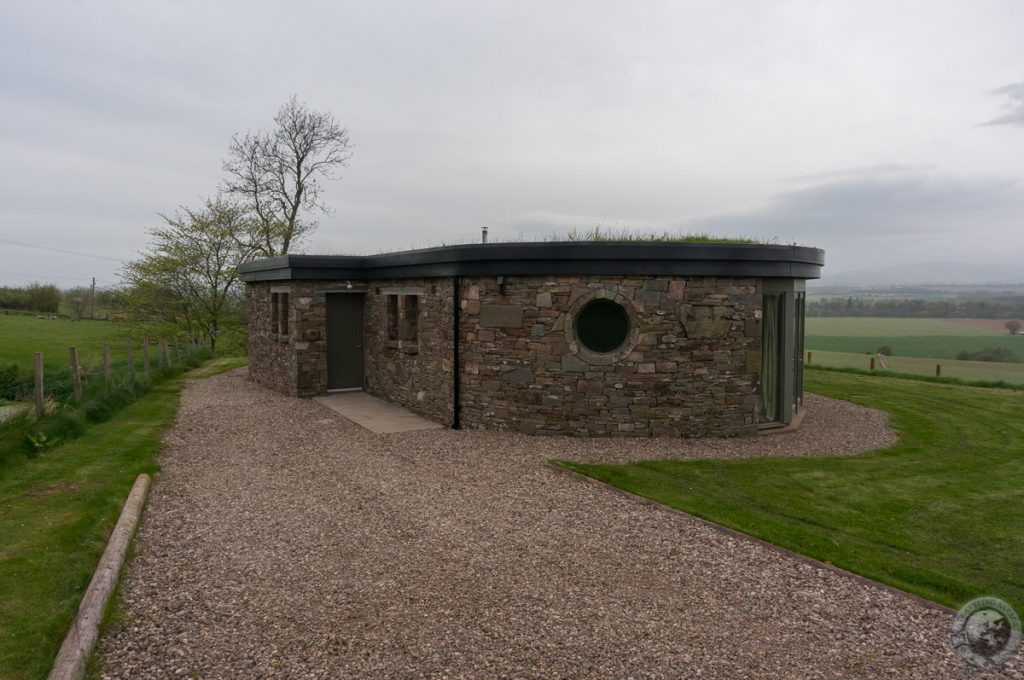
[502,367,534,384]
[480,304,524,328]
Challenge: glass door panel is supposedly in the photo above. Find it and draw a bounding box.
[760,293,783,423]
[793,291,805,411]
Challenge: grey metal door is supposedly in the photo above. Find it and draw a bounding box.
[326,294,364,389]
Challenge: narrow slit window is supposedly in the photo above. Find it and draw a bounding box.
[278,293,290,337]
[270,293,279,334]
[401,295,419,342]
[386,295,399,340]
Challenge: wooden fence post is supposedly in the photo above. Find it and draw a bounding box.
[34,352,44,417]
[870,357,875,371]
[127,341,134,376]
[807,351,812,365]
[103,344,111,382]
[143,337,150,377]
[69,346,82,402]
[936,364,942,377]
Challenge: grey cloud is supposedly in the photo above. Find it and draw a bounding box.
[692,169,1024,272]
[699,170,1024,234]
[981,82,1024,127]
[3,2,1024,285]
[786,163,933,182]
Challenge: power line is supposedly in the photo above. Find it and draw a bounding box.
[0,238,127,263]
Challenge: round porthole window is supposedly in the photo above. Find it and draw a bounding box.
[575,299,630,353]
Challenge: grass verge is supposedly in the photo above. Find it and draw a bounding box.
[0,357,246,680]
[556,370,1024,612]
[0,350,217,467]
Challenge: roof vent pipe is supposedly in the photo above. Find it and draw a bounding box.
[481,226,488,243]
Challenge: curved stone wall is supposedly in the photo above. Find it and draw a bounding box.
[457,275,762,437]
[247,272,769,438]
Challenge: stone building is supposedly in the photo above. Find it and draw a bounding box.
[240,242,823,437]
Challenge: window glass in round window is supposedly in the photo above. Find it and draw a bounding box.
[575,299,630,353]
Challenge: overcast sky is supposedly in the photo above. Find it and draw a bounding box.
[1,0,1022,288]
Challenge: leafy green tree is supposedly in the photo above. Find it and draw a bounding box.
[63,286,90,320]
[120,198,254,352]
[0,284,60,313]
[25,283,61,314]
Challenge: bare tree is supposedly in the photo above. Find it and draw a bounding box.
[1006,320,1021,335]
[223,96,353,257]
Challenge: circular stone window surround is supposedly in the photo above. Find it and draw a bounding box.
[563,289,640,366]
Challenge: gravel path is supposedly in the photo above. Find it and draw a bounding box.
[98,370,1016,678]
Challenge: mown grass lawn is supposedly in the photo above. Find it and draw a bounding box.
[0,357,246,680]
[558,371,1024,613]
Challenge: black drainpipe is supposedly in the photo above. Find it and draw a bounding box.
[452,275,461,429]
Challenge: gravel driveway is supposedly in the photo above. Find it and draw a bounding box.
[97,369,1014,678]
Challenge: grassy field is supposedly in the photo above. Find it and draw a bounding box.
[0,357,246,680]
[558,371,1024,613]
[808,349,1024,385]
[0,315,124,369]
[806,317,1001,337]
[806,316,1024,362]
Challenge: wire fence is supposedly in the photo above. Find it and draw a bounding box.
[0,336,211,418]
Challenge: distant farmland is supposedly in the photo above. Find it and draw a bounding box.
[806,317,1023,361]
[805,317,1024,385]
[944,318,1024,333]
[806,350,1024,385]
[806,317,1001,337]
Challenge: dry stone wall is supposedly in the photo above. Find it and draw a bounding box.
[247,281,335,398]
[457,275,762,437]
[362,279,455,425]
[247,275,763,437]
[247,280,456,422]
[246,284,298,396]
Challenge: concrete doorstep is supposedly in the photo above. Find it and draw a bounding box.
[48,474,151,680]
[314,391,444,434]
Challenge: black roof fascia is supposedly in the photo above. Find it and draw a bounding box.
[237,242,825,282]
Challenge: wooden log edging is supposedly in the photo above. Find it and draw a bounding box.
[48,474,152,680]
